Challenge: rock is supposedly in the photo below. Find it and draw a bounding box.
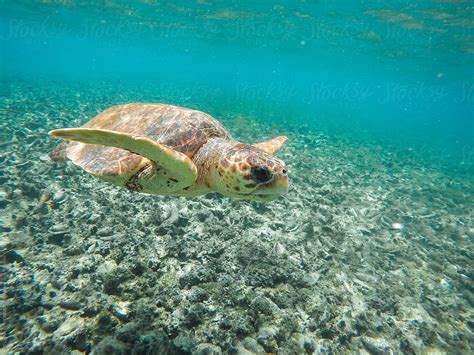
[4,250,24,264]
[173,334,197,353]
[231,316,253,337]
[250,296,278,316]
[0,237,13,251]
[53,316,86,350]
[0,191,9,209]
[290,333,316,354]
[130,261,145,276]
[52,190,66,204]
[38,262,55,272]
[58,297,84,311]
[0,224,13,233]
[303,338,316,353]
[81,305,100,318]
[115,322,140,344]
[62,245,85,256]
[132,332,172,354]
[96,311,119,334]
[71,255,97,276]
[362,336,393,354]
[314,339,333,353]
[256,326,279,353]
[97,260,118,275]
[92,336,127,355]
[50,223,68,233]
[188,287,209,302]
[37,315,60,333]
[179,266,214,288]
[103,268,132,295]
[19,182,39,199]
[194,343,222,355]
[48,224,70,245]
[97,227,114,237]
[237,337,265,354]
[183,303,207,327]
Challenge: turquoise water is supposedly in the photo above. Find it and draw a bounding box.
[3,1,473,163]
[2,1,473,353]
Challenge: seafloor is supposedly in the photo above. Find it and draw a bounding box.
[1,79,473,354]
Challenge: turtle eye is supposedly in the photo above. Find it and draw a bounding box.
[250,166,273,183]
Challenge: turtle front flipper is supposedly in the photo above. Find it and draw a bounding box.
[253,135,288,154]
[50,128,197,192]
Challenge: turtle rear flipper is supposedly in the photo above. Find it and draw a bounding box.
[253,135,288,154]
[50,128,198,191]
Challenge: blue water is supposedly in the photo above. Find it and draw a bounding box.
[2,1,473,353]
[2,1,473,168]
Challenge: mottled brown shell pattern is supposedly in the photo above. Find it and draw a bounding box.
[65,103,231,176]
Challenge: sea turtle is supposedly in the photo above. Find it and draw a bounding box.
[49,103,288,201]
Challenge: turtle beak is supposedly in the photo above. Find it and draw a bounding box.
[274,170,289,194]
[254,170,288,196]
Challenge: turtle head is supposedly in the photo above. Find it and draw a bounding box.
[209,142,288,201]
